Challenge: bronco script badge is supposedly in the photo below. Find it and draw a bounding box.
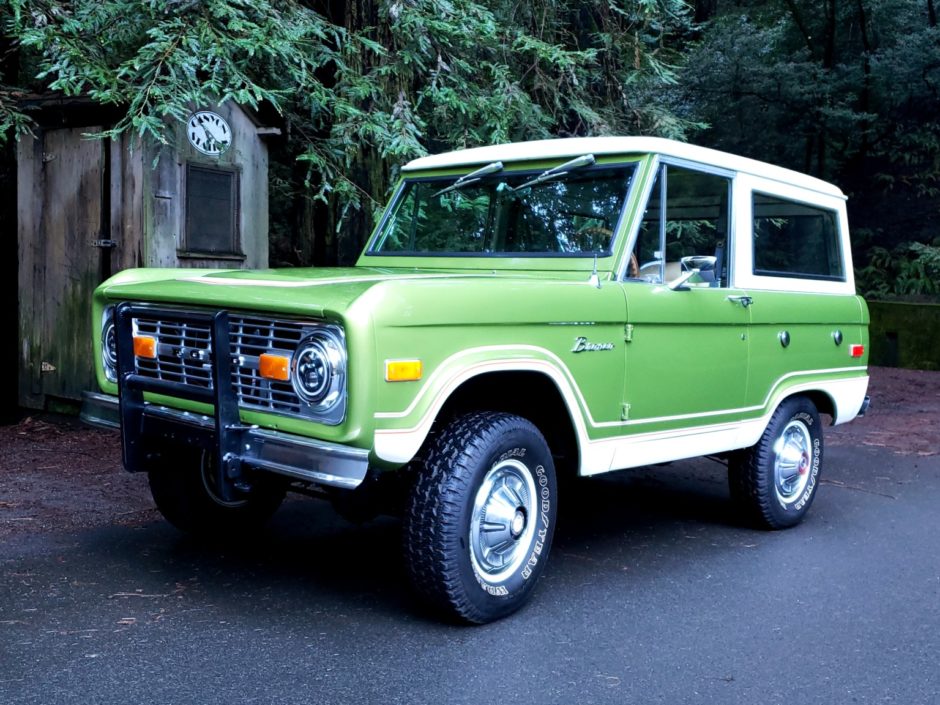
[571,336,615,353]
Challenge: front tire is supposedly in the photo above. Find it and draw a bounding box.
[148,449,286,536]
[729,396,823,529]
[403,412,558,624]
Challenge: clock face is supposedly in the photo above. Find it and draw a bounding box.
[187,111,232,156]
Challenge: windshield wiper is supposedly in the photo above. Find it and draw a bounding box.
[511,154,596,192]
[431,161,504,198]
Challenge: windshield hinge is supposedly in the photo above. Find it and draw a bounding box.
[588,254,601,289]
[623,324,634,343]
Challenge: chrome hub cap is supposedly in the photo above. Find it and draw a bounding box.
[773,419,813,504]
[510,509,527,538]
[469,459,537,584]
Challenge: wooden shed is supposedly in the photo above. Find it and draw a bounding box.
[17,97,274,410]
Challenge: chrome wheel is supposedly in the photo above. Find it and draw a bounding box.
[773,419,812,504]
[469,459,537,584]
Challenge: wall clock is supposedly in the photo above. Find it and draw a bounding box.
[187,111,232,156]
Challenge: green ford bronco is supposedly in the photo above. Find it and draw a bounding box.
[84,137,870,623]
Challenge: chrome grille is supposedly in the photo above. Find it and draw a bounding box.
[135,318,213,387]
[132,312,316,417]
[230,315,308,415]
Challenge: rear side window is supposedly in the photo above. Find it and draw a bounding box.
[752,193,844,281]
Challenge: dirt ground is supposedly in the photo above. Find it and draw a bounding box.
[0,366,936,540]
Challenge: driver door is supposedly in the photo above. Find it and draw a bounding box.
[618,163,749,457]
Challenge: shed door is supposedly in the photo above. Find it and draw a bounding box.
[18,127,106,407]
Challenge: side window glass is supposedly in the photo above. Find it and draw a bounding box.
[630,165,731,287]
[752,193,844,281]
[632,170,662,280]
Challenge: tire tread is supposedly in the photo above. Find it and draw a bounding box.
[403,411,547,623]
[729,396,821,530]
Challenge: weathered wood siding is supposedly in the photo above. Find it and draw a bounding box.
[16,127,43,409]
[146,103,268,270]
[17,104,270,408]
[225,103,269,269]
[18,127,103,407]
[111,135,145,272]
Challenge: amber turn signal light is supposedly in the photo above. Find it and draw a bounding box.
[259,353,291,381]
[385,359,422,382]
[133,336,157,359]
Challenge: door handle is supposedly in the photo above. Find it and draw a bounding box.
[726,295,753,308]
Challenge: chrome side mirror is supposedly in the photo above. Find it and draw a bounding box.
[667,255,718,291]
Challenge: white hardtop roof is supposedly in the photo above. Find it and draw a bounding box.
[402,136,844,198]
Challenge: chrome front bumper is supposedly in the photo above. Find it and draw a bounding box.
[81,391,369,490]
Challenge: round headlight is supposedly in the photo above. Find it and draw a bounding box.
[101,309,118,382]
[291,330,345,409]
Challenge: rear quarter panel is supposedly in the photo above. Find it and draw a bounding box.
[745,291,869,424]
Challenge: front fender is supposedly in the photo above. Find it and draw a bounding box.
[372,346,595,466]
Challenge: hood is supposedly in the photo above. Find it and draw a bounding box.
[99,266,481,319]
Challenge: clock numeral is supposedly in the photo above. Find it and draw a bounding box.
[187,111,232,155]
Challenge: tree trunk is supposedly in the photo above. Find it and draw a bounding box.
[929,0,938,27]
[783,0,816,57]
[823,0,837,69]
[855,0,873,160]
[694,0,718,23]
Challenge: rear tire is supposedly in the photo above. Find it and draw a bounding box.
[729,396,823,529]
[148,449,286,535]
[403,412,557,624]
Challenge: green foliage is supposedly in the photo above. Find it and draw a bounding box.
[6,0,933,279]
[857,242,940,299]
[683,0,940,298]
[0,0,702,257]
[6,1,342,138]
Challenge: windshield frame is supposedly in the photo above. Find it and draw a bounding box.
[362,156,644,262]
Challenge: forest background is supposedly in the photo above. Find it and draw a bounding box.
[1,0,938,300]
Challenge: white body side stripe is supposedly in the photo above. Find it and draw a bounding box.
[374,344,865,430]
[372,345,869,473]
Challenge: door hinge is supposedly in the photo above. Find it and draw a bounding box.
[620,403,631,421]
[92,239,117,249]
[623,324,634,343]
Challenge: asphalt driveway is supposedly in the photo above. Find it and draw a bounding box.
[1,443,937,704]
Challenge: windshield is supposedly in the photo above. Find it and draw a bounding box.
[369,162,637,256]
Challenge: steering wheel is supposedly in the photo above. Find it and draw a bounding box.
[637,259,662,282]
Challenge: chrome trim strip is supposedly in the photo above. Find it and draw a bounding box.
[81,391,122,430]
[857,395,871,418]
[80,393,369,490]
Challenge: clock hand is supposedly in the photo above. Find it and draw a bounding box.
[202,118,228,151]
[200,122,213,149]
